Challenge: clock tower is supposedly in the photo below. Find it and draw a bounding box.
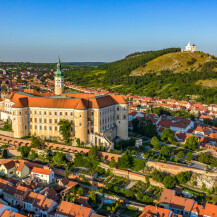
[54,57,64,95]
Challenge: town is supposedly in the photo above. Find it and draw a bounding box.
[0,55,216,217]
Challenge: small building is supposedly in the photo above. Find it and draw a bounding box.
[0,161,16,178]
[31,167,54,184]
[55,201,94,217]
[23,192,39,212]
[3,185,16,204]
[13,185,31,207]
[15,163,30,178]
[139,205,172,217]
[184,42,196,52]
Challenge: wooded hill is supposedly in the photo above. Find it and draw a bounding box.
[65,48,217,104]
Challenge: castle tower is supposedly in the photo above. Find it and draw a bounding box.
[54,57,64,95]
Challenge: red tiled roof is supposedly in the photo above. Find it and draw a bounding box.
[57,201,92,217]
[10,91,127,109]
[31,167,52,175]
[16,163,26,172]
[2,161,15,170]
[170,195,194,212]
[139,205,171,217]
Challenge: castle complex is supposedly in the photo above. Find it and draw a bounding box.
[0,59,128,148]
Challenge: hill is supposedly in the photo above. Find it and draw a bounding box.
[131,52,217,75]
[64,48,217,104]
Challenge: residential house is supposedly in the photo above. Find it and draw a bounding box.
[0,161,16,178]
[15,163,30,178]
[31,167,54,184]
[55,201,94,217]
[193,126,212,137]
[23,192,38,213]
[190,202,217,217]
[159,189,195,217]
[3,184,16,204]
[1,210,27,217]
[139,205,173,217]
[0,178,9,195]
[0,202,18,216]
[13,185,31,207]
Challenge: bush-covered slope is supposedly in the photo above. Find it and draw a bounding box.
[64,49,217,104]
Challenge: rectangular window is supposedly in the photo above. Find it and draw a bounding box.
[70,112,73,116]
[55,112,57,115]
[55,127,57,131]
[39,111,41,115]
[79,122,82,126]
[60,112,62,115]
[35,125,37,130]
[34,111,37,115]
[49,112,51,115]
[65,112,67,116]
[124,115,126,119]
[35,118,37,123]
[30,125,32,129]
[40,126,42,130]
[44,119,47,123]
[44,111,46,115]
[39,118,42,123]
[55,119,57,124]
[49,126,52,130]
[117,115,119,120]
[49,119,52,124]
[44,126,47,130]
[30,118,32,122]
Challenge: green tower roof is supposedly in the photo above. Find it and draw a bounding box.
[54,57,64,77]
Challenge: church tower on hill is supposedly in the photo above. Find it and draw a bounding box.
[54,57,64,95]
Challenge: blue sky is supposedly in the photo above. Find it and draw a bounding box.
[0,0,217,62]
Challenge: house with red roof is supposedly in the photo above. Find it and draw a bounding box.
[190,202,217,217]
[55,201,94,217]
[159,189,195,217]
[139,205,172,217]
[31,167,54,184]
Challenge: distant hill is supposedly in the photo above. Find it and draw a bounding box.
[131,51,217,75]
[63,48,217,104]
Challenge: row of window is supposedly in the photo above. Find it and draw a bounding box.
[30,111,74,116]
[116,115,127,120]
[30,125,74,131]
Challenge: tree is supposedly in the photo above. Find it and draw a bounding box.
[161,129,174,143]
[3,121,12,131]
[198,152,211,164]
[160,145,170,157]
[177,151,184,159]
[152,169,164,183]
[58,119,72,144]
[186,152,193,161]
[31,136,42,149]
[132,118,139,132]
[2,149,7,159]
[88,189,97,205]
[133,158,146,171]
[88,146,98,161]
[151,136,160,151]
[18,146,31,158]
[109,157,116,168]
[185,136,198,150]
[118,153,133,169]
[52,151,66,165]
[163,176,177,189]
[28,150,38,159]
[176,171,191,184]
[77,187,84,196]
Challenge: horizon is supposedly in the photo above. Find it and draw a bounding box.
[1,0,217,62]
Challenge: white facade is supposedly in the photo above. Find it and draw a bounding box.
[185,42,196,52]
[31,170,54,184]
